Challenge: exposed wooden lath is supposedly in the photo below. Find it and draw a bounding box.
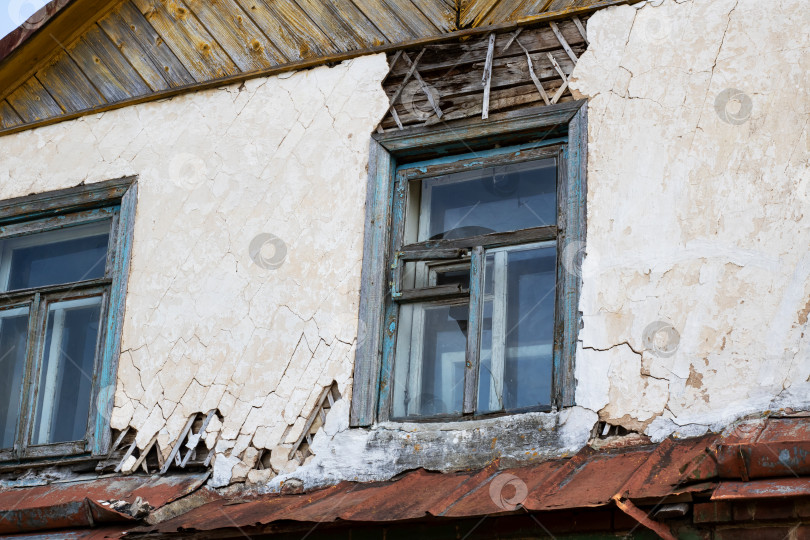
[0,0,632,136]
[378,16,587,132]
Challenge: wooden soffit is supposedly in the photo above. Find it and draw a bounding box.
[0,0,633,136]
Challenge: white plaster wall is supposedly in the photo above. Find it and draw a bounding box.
[0,55,391,482]
[570,0,810,440]
[0,0,809,489]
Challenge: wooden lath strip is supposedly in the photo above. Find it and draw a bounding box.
[546,50,570,103]
[517,37,550,105]
[288,383,341,461]
[481,32,495,119]
[402,51,444,119]
[549,20,578,63]
[572,15,588,44]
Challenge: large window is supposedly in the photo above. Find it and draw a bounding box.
[0,178,136,460]
[351,103,587,426]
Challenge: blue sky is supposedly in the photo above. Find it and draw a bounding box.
[1,0,50,40]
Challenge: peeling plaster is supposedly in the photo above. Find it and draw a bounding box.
[571,0,810,439]
[0,0,808,488]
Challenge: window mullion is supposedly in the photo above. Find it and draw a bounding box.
[489,250,509,412]
[15,292,42,457]
[463,246,486,414]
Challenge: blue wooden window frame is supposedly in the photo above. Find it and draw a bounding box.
[0,177,137,460]
[351,102,587,426]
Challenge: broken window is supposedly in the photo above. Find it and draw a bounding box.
[0,179,136,460]
[390,149,562,419]
[350,102,587,427]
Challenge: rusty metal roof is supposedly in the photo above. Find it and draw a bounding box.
[3,416,810,538]
[128,416,810,538]
[0,472,208,535]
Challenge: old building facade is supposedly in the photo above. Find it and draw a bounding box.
[0,0,809,537]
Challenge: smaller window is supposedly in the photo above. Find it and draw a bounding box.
[0,179,135,461]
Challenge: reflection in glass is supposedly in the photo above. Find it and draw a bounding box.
[0,306,29,449]
[478,244,556,413]
[0,221,110,292]
[31,296,102,445]
[393,302,468,418]
[418,158,556,241]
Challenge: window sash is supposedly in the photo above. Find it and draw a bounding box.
[0,204,122,461]
[351,102,587,427]
[386,144,566,421]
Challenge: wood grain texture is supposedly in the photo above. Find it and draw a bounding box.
[183,0,286,70]
[5,77,64,122]
[0,0,629,136]
[69,24,152,101]
[37,50,106,111]
[132,0,239,80]
[0,100,23,129]
[98,1,196,91]
[293,0,385,50]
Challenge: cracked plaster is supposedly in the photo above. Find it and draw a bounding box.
[0,0,809,488]
[570,0,810,440]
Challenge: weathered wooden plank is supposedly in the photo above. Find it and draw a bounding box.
[259,0,337,57]
[234,0,319,60]
[37,50,106,112]
[351,0,416,42]
[386,46,581,104]
[293,0,385,50]
[381,79,571,130]
[0,101,24,129]
[98,1,195,91]
[484,0,552,25]
[460,0,500,28]
[410,0,456,33]
[132,0,238,80]
[183,0,285,70]
[393,0,444,36]
[69,24,152,102]
[386,21,584,77]
[5,78,64,122]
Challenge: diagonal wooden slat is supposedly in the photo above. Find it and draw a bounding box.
[293,0,385,50]
[233,0,310,62]
[5,78,63,122]
[69,24,152,101]
[259,0,338,57]
[97,1,196,91]
[132,0,239,80]
[183,0,286,70]
[460,0,501,28]
[351,0,418,42]
[517,37,550,105]
[37,50,106,111]
[549,21,578,62]
[410,0,456,33]
[0,100,23,129]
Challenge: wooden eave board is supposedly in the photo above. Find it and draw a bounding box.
[0,0,634,136]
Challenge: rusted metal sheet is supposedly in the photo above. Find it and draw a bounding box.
[0,473,207,535]
[0,0,72,63]
[618,435,717,499]
[715,417,810,480]
[712,479,810,501]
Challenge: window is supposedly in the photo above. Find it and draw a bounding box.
[351,103,587,426]
[0,178,136,460]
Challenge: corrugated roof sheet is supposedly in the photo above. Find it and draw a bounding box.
[3,416,810,537]
[130,416,810,537]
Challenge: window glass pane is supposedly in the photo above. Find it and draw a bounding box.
[31,296,102,445]
[416,158,556,242]
[478,244,556,413]
[393,302,468,418]
[0,221,111,292]
[0,306,29,449]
